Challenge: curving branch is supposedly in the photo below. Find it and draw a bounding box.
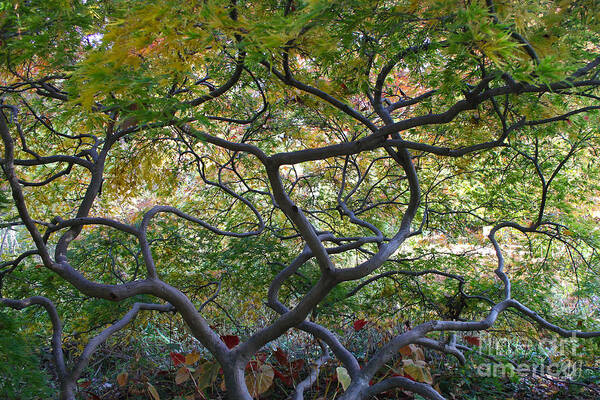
[265,60,377,131]
[415,337,466,365]
[364,377,445,400]
[266,245,361,375]
[289,348,331,400]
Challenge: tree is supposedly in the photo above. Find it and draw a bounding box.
[1,0,600,399]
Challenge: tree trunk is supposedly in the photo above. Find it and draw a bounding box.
[59,380,76,400]
[223,364,253,400]
[337,379,368,400]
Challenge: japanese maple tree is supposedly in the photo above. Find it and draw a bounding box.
[1,0,600,399]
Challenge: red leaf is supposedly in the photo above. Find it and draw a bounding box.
[82,391,101,400]
[281,375,293,386]
[274,347,289,365]
[78,380,91,388]
[464,335,481,346]
[170,352,185,366]
[290,359,304,373]
[221,335,240,349]
[273,368,286,379]
[246,360,260,372]
[353,319,368,332]
[404,373,415,381]
[273,368,293,386]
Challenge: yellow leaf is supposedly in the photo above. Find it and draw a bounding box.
[413,346,425,361]
[147,383,160,400]
[185,351,200,365]
[400,344,425,361]
[402,359,433,384]
[246,364,274,398]
[193,361,220,390]
[336,366,351,391]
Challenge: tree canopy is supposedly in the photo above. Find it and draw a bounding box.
[1,0,600,399]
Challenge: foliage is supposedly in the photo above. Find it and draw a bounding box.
[1,0,600,399]
[0,312,53,399]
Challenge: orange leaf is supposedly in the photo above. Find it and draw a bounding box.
[185,351,200,365]
[175,366,191,385]
[116,372,128,387]
[399,345,412,357]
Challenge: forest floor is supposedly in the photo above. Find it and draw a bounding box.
[74,346,600,400]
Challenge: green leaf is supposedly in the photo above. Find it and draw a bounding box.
[336,366,351,391]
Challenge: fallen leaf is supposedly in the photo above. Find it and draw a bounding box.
[147,383,160,400]
[402,359,433,384]
[336,366,351,391]
[117,371,128,387]
[246,364,275,398]
[464,335,481,346]
[273,368,292,386]
[413,346,425,361]
[353,319,368,332]
[175,366,191,385]
[399,343,424,360]
[78,380,92,388]
[399,345,413,357]
[274,347,289,365]
[221,335,240,349]
[194,361,220,390]
[185,351,201,365]
[170,352,186,366]
[82,391,101,400]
